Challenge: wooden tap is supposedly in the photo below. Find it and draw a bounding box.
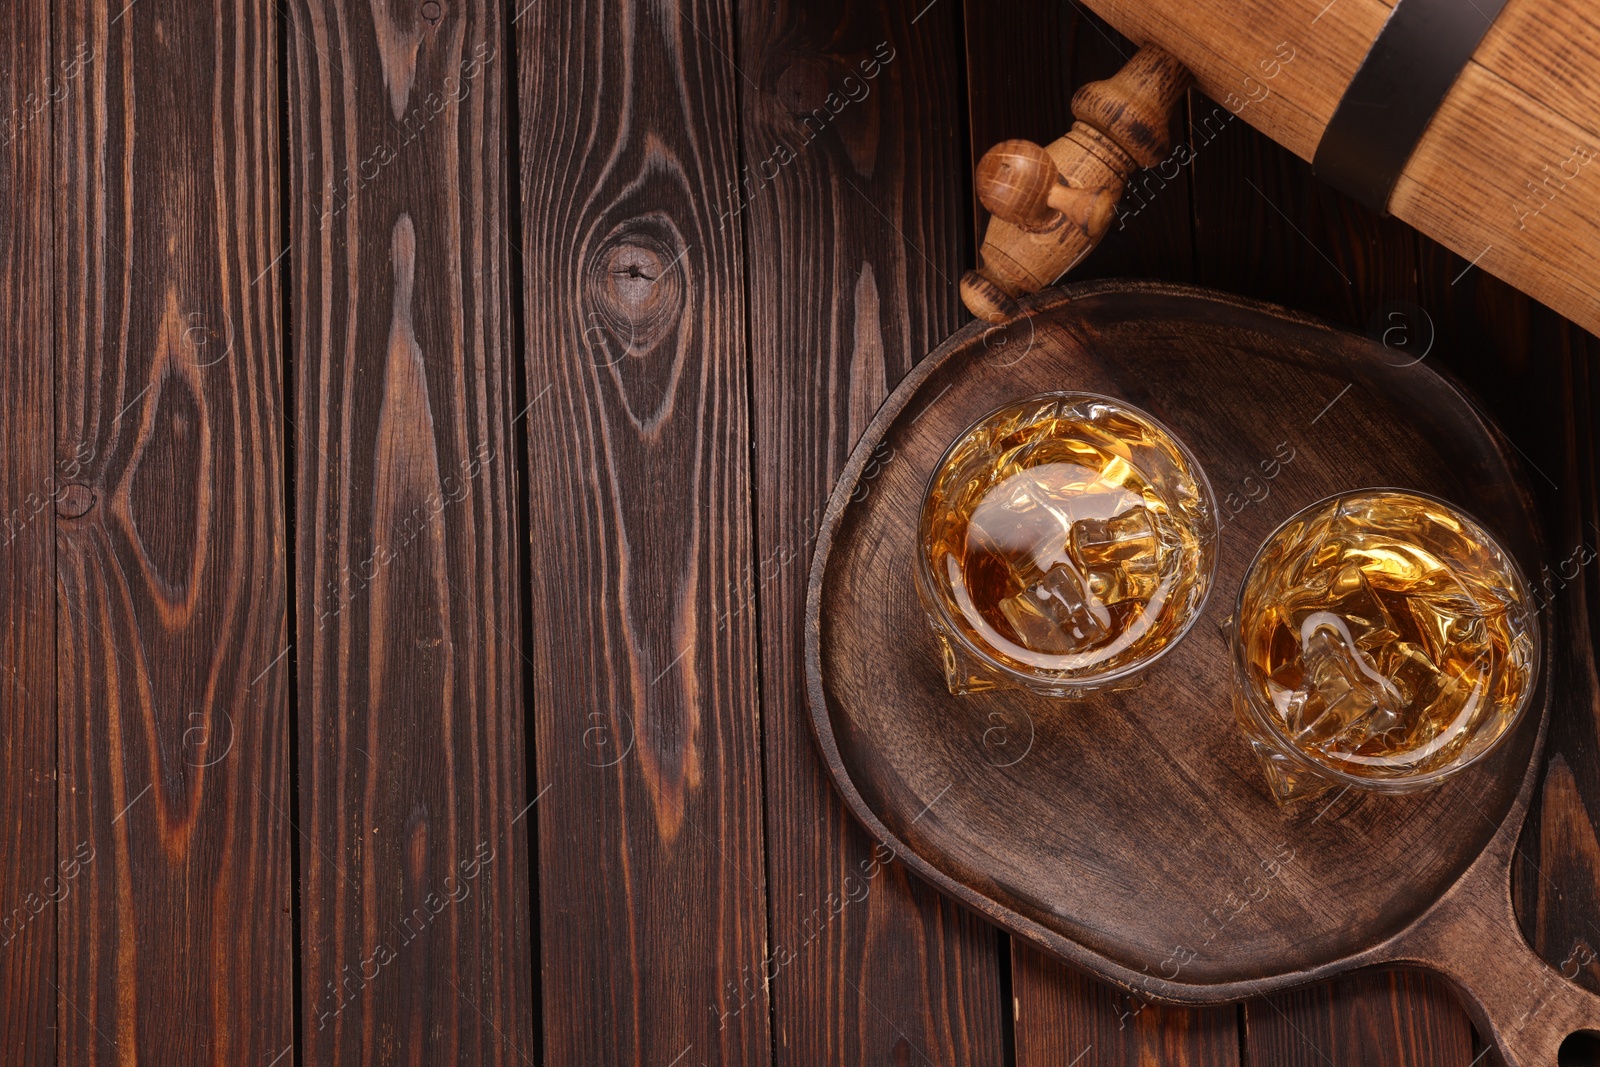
[961,45,1192,323]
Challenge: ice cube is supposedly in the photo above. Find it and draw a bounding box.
[1405,590,1486,663]
[1379,641,1451,710]
[999,590,1072,654]
[1085,561,1159,606]
[967,464,1098,570]
[1346,643,1445,755]
[1328,562,1404,649]
[1290,612,1406,748]
[1282,562,1400,655]
[1070,506,1159,568]
[1071,506,1163,607]
[998,560,1112,653]
[1266,660,1307,722]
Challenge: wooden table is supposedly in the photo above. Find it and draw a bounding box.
[2,1,1596,1064]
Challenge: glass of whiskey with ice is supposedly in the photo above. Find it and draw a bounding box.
[916,392,1217,698]
[1231,489,1539,804]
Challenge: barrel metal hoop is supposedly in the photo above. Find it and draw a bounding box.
[1312,0,1510,215]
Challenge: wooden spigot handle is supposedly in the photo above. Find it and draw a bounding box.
[961,45,1192,323]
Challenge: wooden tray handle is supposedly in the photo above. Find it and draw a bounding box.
[961,45,1191,323]
[1382,856,1600,1065]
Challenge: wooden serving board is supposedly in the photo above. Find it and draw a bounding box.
[805,281,1600,1064]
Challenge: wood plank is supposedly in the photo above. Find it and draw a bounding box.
[734,3,1008,1063]
[1242,970,1474,1065]
[962,5,1235,1062]
[1184,95,1482,1064]
[1525,756,1600,997]
[52,0,294,1060]
[1522,316,1600,1021]
[286,1,534,1061]
[515,1,771,1063]
[0,1,56,1060]
[1013,954,1236,1067]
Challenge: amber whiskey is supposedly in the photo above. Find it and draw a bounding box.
[1233,490,1537,795]
[918,393,1215,695]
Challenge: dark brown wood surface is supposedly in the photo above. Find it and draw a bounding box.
[515,1,772,1064]
[735,3,1007,1064]
[2,0,1598,1064]
[52,0,295,1061]
[1453,263,1600,1067]
[0,0,56,1062]
[286,0,534,1061]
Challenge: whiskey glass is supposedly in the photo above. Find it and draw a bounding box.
[916,392,1217,698]
[1231,488,1540,804]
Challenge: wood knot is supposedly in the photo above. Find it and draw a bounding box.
[55,484,96,519]
[583,220,685,364]
[421,0,441,22]
[776,59,830,118]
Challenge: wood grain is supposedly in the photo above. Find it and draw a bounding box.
[52,0,294,1060]
[1527,757,1600,993]
[1242,970,1476,1066]
[286,1,534,1061]
[1078,0,1600,338]
[733,3,1010,1064]
[962,7,1236,1064]
[516,1,772,1063]
[1522,316,1600,1013]
[1012,952,1237,1067]
[0,0,56,1060]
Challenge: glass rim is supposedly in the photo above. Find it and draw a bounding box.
[1228,485,1544,790]
[916,389,1220,690]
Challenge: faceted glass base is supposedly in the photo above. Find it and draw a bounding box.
[1245,737,1337,805]
[930,621,1146,699]
[1234,687,1338,806]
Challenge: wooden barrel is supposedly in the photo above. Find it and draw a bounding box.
[1080,0,1599,336]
